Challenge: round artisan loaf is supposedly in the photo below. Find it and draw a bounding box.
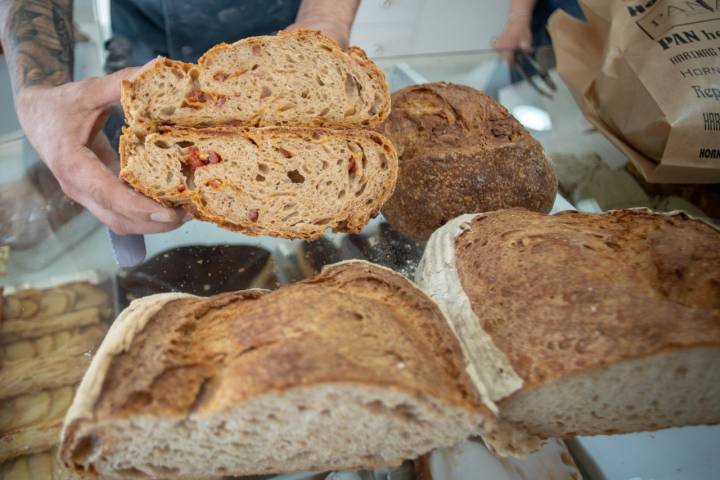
[378,82,557,240]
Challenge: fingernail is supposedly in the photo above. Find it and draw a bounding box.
[150,210,177,222]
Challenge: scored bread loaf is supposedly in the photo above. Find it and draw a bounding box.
[120,126,398,239]
[378,82,557,240]
[60,261,489,479]
[416,208,720,455]
[121,29,390,128]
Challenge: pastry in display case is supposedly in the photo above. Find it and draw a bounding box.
[0,282,111,477]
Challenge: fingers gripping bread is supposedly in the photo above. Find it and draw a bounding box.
[121,30,390,129]
[120,127,398,240]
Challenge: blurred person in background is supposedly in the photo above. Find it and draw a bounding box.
[494,0,583,79]
[0,0,359,235]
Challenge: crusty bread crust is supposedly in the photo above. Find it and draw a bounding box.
[419,208,720,453]
[60,293,198,473]
[452,208,720,392]
[378,82,557,240]
[60,262,487,477]
[120,126,398,240]
[121,29,390,129]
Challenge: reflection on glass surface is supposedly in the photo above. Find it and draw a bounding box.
[2,36,720,480]
[511,105,553,132]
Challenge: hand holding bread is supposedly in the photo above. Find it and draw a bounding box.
[15,67,184,235]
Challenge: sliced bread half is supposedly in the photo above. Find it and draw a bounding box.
[119,126,398,240]
[416,208,720,455]
[60,261,488,479]
[121,30,390,129]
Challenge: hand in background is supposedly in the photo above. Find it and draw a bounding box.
[495,13,533,64]
[15,64,184,235]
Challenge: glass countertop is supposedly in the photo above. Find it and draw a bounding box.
[1,41,719,480]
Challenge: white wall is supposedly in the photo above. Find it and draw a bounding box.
[350,0,509,57]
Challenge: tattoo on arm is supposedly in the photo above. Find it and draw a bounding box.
[0,0,74,93]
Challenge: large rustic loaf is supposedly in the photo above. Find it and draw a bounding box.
[416,208,720,454]
[378,82,557,240]
[60,261,488,479]
[120,126,398,240]
[121,30,390,128]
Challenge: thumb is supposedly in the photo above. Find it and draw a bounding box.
[83,58,159,110]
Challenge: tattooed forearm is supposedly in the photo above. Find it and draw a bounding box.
[0,0,74,93]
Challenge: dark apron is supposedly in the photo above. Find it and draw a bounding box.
[109,0,301,66]
[103,0,300,151]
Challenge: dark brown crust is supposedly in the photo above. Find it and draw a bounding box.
[92,262,485,421]
[119,126,399,240]
[453,208,720,393]
[378,82,557,240]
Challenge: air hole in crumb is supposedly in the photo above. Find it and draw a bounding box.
[337,190,346,199]
[287,170,305,183]
[278,104,294,112]
[301,90,309,99]
[316,75,325,87]
[251,64,259,71]
[355,183,367,197]
[160,106,176,116]
[258,163,269,173]
[154,140,169,149]
[379,153,388,169]
[176,141,195,148]
[256,174,265,182]
[320,409,330,416]
[71,435,102,464]
[260,86,272,99]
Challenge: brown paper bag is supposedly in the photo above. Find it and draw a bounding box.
[548,0,720,183]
